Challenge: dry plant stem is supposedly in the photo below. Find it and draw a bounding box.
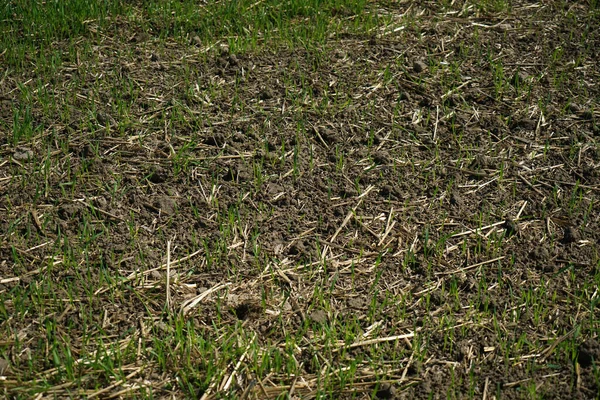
[330,201,361,243]
[400,352,415,382]
[377,208,395,246]
[287,374,300,398]
[330,186,375,242]
[199,373,220,400]
[87,368,143,399]
[436,256,505,276]
[504,373,562,389]
[95,248,203,295]
[517,172,545,196]
[239,379,257,399]
[220,333,256,392]
[542,179,600,192]
[515,200,528,220]
[40,341,140,379]
[432,105,439,142]
[106,384,144,399]
[166,240,172,310]
[75,199,125,221]
[482,377,490,400]
[451,221,506,238]
[539,328,576,363]
[181,282,232,315]
[333,332,416,352]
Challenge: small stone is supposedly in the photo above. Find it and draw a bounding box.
[192,35,202,46]
[413,60,427,73]
[13,147,33,161]
[0,358,9,375]
[309,310,328,324]
[219,43,230,55]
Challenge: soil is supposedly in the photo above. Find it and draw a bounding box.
[1,1,599,399]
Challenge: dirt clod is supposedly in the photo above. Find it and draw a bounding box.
[530,247,550,260]
[259,88,274,100]
[204,133,225,146]
[398,92,411,101]
[375,383,397,399]
[319,128,341,144]
[503,219,518,237]
[373,150,390,165]
[147,167,167,184]
[412,60,427,73]
[472,154,494,169]
[12,147,33,161]
[58,203,82,220]
[511,70,529,86]
[155,196,177,215]
[233,303,251,320]
[568,103,581,113]
[578,339,600,368]
[450,192,463,208]
[562,226,580,243]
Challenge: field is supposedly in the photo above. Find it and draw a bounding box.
[1,0,600,398]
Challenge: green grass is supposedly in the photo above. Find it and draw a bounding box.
[1,0,381,71]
